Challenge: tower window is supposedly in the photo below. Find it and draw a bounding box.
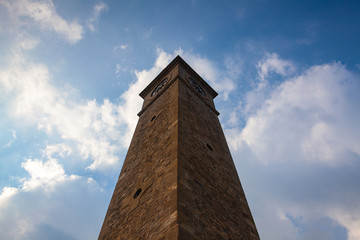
[133,188,142,199]
[151,115,156,121]
[206,143,213,151]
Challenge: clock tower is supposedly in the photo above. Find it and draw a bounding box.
[99,56,260,239]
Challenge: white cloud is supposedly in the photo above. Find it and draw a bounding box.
[0,187,18,206]
[87,2,108,32]
[115,63,131,76]
[0,150,98,239]
[21,158,79,191]
[230,61,360,165]
[1,46,235,172]
[18,36,40,50]
[0,47,241,169]
[241,53,296,116]
[232,149,360,240]
[225,54,360,239]
[113,44,128,53]
[0,136,106,239]
[0,163,106,240]
[0,156,79,209]
[0,32,358,239]
[272,199,360,240]
[257,52,296,84]
[42,143,72,159]
[3,129,17,148]
[330,207,360,240]
[253,203,300,240]
[2,0,83,43]
[0,51,123,170]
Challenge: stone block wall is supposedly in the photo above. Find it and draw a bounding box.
[98,56,259,240]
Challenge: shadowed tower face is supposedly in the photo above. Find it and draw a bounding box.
[99,56,260,240]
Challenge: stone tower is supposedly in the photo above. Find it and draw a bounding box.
[99,56,259,240]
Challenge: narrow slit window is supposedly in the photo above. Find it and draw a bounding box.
[133,188,142,199]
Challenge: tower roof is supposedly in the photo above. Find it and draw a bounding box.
[139,55,218,99]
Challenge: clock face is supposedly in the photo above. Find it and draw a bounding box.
[151,78,168,97]
[188,77,206,96]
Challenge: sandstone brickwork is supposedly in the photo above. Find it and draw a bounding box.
[98,56,260,240]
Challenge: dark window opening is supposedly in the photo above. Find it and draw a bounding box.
[151,116,156,121]
[206,143,213,151]
[133,188,142,199]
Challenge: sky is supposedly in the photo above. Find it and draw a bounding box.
[0,0,359,239]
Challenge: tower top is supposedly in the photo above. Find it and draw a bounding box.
[139,55,218,99]
[138,55,219,117]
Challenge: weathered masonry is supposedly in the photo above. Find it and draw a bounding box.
[99,56,260,240]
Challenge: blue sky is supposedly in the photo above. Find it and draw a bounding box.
[0,0,359,239]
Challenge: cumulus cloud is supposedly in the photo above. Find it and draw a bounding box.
[0,47,295,238]
[330,207,360,240]
[230,62,360,165]
[0,156,79,209]
[1,36,358,239]
[0,143,106,239]
[231,141,360,240]
[0,187,18,206]
[87,2,108,32]
[2,47,236,171]
[226,53,360,239]
[42,143,72,159]
[2,49,216,171]
[0,50,123,170]
[241,53,296,116]
[0,159,106,240]
[21,158,79,191]
[1,0,83,43]
[257,52,296,84]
